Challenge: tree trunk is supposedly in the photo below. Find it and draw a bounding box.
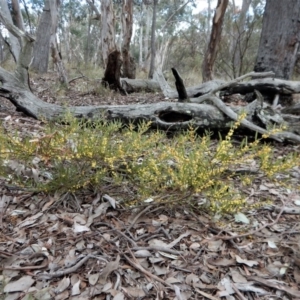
[148,0,158,79]
[121,0,135,79]
[138,3,144,68]
[101,0,116,67]
[202,0,229,82]
[11,0,25,31]
[232,0,252,78]
[0,0,20,62]
[49,0,68,86]
[143,4,152,71]
[102,50,125,94]
[31,0,52,73]
[254,0,300,79]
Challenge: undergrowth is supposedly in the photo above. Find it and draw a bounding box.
[0,112,298,215]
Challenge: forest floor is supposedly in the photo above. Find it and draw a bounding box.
[0,72,300,300]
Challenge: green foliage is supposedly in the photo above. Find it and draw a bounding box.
[0,113,297,215]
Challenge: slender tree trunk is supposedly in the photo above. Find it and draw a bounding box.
[202,0,229,82]
[31,0,52,73]
[206,0,212,43]
[232,0,252,78]
[121,0,135,78]
[85,6,92,65]
[144,4,151,70]
[49,0,68,86]
[0,0,20,62]
[148,0,158,79]
[11,0,25,31]
[139,3,144,68]
[254,0,300,79]
[101,0,116,67]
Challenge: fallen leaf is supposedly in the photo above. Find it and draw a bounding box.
[186,273,199,285]
[230,269,247,283]
[73,221,90,233]
[207,257,235,267]
[4,276,35,292]
[55,277,70,294]
[99,255,120,284]
[234,212,250,224]
[103,194,117,208]
[89,273,99,286]
[71,280,81,296]
[207,239,223,251]
[18,212,43,228]
[122,287,146,297]
[236,255,259,267]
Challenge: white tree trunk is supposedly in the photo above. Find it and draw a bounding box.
[0,0,20,62]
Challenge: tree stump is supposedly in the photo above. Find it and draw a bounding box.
[102,50,126,95]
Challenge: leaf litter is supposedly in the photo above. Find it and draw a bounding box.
[1,75,300,299]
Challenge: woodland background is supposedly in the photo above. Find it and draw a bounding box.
[0,0,268,83]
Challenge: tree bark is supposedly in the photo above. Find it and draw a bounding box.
[202,0,229,82]
[232,0,252,78]
[31,0,52,73]
[11,0,25,31]
[102,50,126,94]
[254,0,300,79]
[0,0,20,62]
[101,0,116,67]
[49,0,68,87]
[148,0,158,79]
[121,0,135,79]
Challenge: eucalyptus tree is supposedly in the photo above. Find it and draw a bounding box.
[202,0,229,82]
[254,0,300,79]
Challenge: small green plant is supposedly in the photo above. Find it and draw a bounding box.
[0,112,298,215]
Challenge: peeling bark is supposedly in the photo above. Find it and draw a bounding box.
[202,0,229,82]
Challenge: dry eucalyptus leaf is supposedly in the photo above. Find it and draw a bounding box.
[207,257,235,267]
[230,269,247,283]
[4,276,35,293]
[71,280,81,296]
[207,239,223,251]
[235,255,259,267]
[153,265,167,275]
[134,250,152,257]
[186,273,200,285]
[113,292,125,300]
[88,273,99,286]
[55,277,70,294]
[73,221,90,233]
[99,255,120,284]
[122,287,146,297]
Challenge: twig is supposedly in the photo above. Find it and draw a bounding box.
[36,254,107,280]
[231,282,248,300]
[131,246,182,255]
[0,253,48,271]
